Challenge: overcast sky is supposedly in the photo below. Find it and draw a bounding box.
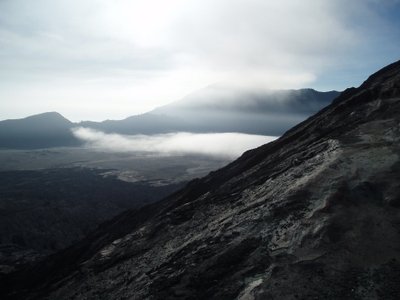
[0,0,399,121]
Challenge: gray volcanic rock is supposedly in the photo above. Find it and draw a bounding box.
[2,61,400,299]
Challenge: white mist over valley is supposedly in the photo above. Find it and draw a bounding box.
[72,127,277,158]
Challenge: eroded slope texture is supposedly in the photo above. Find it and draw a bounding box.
[3,61,400,299]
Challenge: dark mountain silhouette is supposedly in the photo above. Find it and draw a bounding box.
[81,88,340,136]
[2,61,399,299]
[0,112,80,149]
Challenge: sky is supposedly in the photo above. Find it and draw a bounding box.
[0,0,399,122]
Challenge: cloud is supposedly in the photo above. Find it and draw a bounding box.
[72,127,277,158]
[0,0,399,121]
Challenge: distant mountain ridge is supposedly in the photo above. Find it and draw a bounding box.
[0,88,340,149]
[80,88,340,136]
[154,87,338,114]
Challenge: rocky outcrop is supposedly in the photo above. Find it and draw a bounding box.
[2,61,400,299]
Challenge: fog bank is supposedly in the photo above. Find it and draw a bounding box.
[72,127,277,158]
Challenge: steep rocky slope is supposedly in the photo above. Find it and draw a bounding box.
[2,61,400,299]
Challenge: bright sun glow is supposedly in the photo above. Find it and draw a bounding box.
[101,0,186,47]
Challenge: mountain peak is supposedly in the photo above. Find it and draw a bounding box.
[0,112,79,149]
[22,111,72,123]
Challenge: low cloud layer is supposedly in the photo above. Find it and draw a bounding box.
[72,127,277,158]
